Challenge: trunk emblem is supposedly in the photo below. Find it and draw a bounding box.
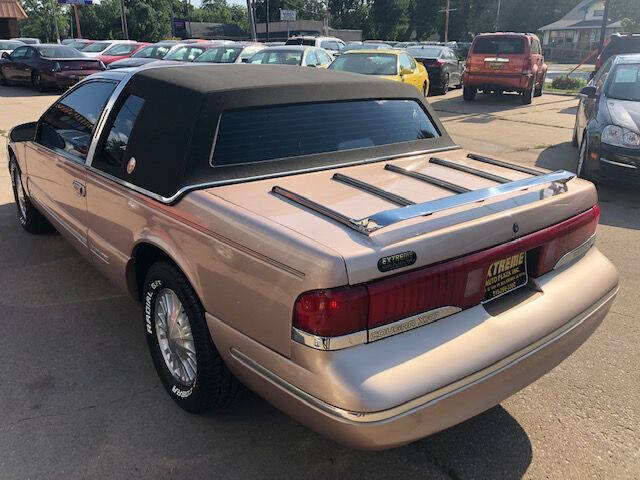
[513,222,520,233]
[378,251,417,272]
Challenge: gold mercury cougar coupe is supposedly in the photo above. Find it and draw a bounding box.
[7,65,618,449]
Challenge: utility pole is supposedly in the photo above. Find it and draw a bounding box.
[73,5,82,38]
[598,0,609,54]
[438,0,456,43]
[494,0,501,32]
[246,0,256,40]
[119,0,129,39]
[265,0,269,42]
[50,0,61,43]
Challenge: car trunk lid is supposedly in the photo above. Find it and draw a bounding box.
[52,59,104,71]
[205,149,597,285]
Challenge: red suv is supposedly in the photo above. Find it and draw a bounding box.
[463,32,547,105]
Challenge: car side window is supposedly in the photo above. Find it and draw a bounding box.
[10,46,28,59]
[93,94,145,179]
[399,54,413,71]
[317,50,332,65]
[531,39,541,55]
[23,47,34,58]
[593,58,613,91]
[306,50,318,66]
[37,81,117,163]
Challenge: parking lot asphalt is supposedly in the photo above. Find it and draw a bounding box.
[1,85,638,479]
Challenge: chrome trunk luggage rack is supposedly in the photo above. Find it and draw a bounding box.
[271,154,576,236]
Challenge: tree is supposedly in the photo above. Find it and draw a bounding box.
[370,0,410,40]
[18,0,69,42]
[610,0,640,32]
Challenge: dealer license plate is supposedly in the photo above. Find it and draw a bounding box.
[484,252,528,302]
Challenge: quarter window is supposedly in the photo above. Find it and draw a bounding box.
[399,54,413,71]
[93,94,145,178]
[37,81,116,162]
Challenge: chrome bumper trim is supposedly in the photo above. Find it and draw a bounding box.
[236,286,618,424]
[600,158,638,170]
[291,328,367,351]
[291,305,461,351]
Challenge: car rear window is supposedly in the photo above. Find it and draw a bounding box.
[329,53,397,75]
[286,38,315,46]
[38,46,85,58]
[472,36,525,55]
[211,100,440,166]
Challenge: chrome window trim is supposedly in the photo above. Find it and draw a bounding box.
[88,144,461,205]
[554,233,596,270]
[86,69,137,167]
[235,286,618,423]
[35,77,121,166]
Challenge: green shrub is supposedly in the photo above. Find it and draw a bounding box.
[551,76,586,90]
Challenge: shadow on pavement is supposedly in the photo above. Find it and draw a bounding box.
[0,198,534,478]
[0,84,56,98]
[218,389,533,479]
[536,144,640,230]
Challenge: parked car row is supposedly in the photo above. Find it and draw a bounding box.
[6,61,619,450]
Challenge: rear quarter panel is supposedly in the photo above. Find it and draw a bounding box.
[85,171,348,356]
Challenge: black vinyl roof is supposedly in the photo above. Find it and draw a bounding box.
[95,64,455,202]
[129,63,410,95]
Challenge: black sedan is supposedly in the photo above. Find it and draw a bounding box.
[406,45,463,94]
[574,53,640,185]
[0,44,104,91]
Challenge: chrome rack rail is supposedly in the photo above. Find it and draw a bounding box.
[332,173,414,206]
[271,186,372,234]
[384,164,470,193]
[272,170,576,236]
[429,157,512,183]
[466,153,546,176]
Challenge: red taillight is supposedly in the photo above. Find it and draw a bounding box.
[436,59,445,66]
[293,206,600,341]
[522,58,532,74]
[293,286,368,337]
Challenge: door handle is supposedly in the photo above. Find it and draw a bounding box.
[72,180,86,197]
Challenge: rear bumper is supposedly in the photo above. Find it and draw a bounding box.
[464,72,531,91]
[207,248,618,449]
[43,70,101,87]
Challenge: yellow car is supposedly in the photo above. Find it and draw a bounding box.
[328,49,430,95]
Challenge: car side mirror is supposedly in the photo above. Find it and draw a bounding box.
[580,85,597,98]
[307,63,317,68]
[241,58,249,63]
[400,67,413,75]
[2,52,10,60]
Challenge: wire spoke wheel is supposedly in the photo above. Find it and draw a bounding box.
[155,288,197,385]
